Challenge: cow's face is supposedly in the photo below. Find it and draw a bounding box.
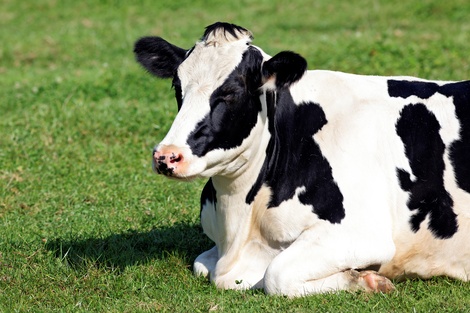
[134,22,306,179]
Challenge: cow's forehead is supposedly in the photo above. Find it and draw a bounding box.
[177,30,253,95]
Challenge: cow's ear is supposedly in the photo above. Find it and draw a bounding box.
[262,51,307,88]
[134,37,187,78]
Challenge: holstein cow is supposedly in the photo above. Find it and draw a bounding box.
[134,22,470,296]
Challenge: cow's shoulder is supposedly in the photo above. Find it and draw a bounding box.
[247,87,345,224]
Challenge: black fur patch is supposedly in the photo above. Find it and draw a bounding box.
[388,79,470,193]
[247,90,345,224]
[441,82,470,194]
[186,47,264,157]
[200,178,217,214]
[396,103,458,238]
[202,22,250,41]
[388,80,440,99]
[172,76,183,111]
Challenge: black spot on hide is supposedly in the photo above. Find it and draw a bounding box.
[388,79,470,193]
[441,82,470,194]
[200,178,217,215]
[388,80,440,99]
[396,103,458,238]
[247,90,345,224]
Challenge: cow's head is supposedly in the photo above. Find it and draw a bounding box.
[134,22,306,179]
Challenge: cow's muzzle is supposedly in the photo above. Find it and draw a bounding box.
[152,145,185,177]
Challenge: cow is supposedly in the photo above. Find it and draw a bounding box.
[134,22,470,297]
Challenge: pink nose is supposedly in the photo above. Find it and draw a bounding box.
[153,145,184,176]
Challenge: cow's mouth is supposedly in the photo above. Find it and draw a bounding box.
[154,161,175,176]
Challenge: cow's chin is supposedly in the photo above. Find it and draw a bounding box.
[154,158,211,181]
[161,173,198,181]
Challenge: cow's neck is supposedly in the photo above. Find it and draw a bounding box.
[211,175,253,254]
[210,99,271,259]
[210,154,266,274]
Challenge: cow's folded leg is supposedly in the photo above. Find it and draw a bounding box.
[263,229,396,296]
[193,246,218,279]
[265,267,394,297]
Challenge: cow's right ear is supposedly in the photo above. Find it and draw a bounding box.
[134,37,187,78]
[262,51,307,88]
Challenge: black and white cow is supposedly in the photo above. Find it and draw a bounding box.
[134,22,470,296]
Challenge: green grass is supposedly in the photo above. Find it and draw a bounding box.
[1,0,469,311]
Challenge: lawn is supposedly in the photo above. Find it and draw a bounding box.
[1,0,469,312]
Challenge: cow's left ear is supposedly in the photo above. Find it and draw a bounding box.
[262,51,307,88]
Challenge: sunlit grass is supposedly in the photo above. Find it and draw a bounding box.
[1,0,469,311]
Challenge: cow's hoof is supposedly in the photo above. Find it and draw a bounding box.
[350,269,395,293]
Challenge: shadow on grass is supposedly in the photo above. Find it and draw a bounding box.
[45,222,213,272]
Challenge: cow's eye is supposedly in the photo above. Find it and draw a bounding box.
[211,97,226,109]
[223,94,235,104]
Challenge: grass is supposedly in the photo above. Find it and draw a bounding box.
[1,0,469,311]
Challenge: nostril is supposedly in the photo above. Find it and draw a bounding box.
[169,153,183,164]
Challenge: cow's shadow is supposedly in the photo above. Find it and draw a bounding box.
[45,222,212,272]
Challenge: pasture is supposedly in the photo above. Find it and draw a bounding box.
[1,0,470,311]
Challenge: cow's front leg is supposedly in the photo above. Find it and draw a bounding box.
[265,268,394,297]
[263,229,396,296]
[195,179,219,279]
[193,246,218,279]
